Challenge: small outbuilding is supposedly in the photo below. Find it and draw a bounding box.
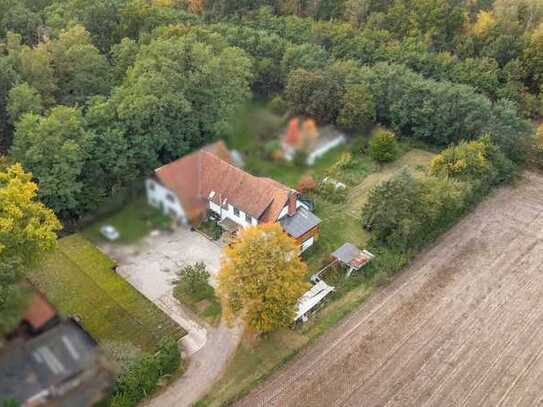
[281,117,346,165]
[331,243,375,277]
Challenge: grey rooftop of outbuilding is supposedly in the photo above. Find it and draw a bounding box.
[331,243,375,269]
[279,207,321,238]
[0,318,110,405]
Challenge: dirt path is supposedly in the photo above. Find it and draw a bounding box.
[238,171,543,407]
[97,228,242,406]
[145,320,243,407]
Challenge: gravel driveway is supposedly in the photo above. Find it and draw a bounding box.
[97,226,242,406]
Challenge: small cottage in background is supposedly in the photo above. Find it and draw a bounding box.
[281,117,346,165]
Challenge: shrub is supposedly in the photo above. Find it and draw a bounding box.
[297,174,317,194]
[369,128,399,163]
[293,150,308,167]
[334,152,354,170]
[174,263,213,303]
[429,136,516,195]
[319,181,347,204]
[268,95,288,115]
[362,168,468,250]
[264,139,281,159]
[109,338,181,407]
[198,219,222,240]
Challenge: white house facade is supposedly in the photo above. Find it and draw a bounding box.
[146,141,321,251]
[145,178,187,223]
[208,198,258,228]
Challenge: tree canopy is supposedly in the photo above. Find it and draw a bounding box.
[217,224,309,332]
[0,0,538,220]
[0,163,61,333]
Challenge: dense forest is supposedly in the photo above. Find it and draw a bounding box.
[0,0,540,220]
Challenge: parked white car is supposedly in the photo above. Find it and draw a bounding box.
[100,225,120,241]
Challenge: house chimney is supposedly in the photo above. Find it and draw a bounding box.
[288,192,297,217]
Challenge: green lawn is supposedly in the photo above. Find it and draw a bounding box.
[83,197,171,244]
[306,149,436,270]
[199,147,436,406]
[245,144,350,188]
[175,290,222,327]
[29,234,185,352]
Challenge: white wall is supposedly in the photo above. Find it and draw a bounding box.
[282,142,296,161]
[277,199,308,220]
[306,135,346,165]
[145,179,187,223]
[282,135,346,165]
[301,236,315,253]
[209,200,257,228]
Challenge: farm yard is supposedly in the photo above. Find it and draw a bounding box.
[199,144,435,406]
[3,2,542,407]
[237,171,543,407]
[29,234,185,354]
[307,148,435,270]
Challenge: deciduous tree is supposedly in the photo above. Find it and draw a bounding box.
[111,35,252,171]
[7,82,43,124]
[0,163,61,333]
[10,106,91,214]
[217,224,309,332]
[337,83,376,131]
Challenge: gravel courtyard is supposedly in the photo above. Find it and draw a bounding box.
[99,226,222,354]
[99,226,242,406]
[238,171,543,407]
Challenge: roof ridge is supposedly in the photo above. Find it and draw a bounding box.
[197,150,202,197]
[201,151,296,195]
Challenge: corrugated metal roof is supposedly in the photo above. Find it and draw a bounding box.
[0,319,105,403]
[331,243,375,269]
[294,281,335,321]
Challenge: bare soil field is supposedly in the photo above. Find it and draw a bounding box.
[238,171,543,407]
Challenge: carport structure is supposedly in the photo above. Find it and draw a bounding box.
[331,243,375,277]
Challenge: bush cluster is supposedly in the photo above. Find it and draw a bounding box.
[369,127,399,163]
[318,180,347,204]
[362,139,516,251]
[109,338,181,407]
[174,262,214,303]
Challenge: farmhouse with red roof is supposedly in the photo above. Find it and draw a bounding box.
[146,141,321,252]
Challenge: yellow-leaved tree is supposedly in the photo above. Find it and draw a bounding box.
[0,162,61,333]
[471,10,497,36]
[217,224,309,333]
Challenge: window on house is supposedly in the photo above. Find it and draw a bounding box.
[233,207,240,217]
[245,213,252,223]
[148,181,155,191]
[166,193,174,203]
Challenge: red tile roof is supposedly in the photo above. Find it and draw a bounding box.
[23,291,57,330]
[154,141,296,222]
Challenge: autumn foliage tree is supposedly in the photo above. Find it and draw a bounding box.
[297,174,317,194]
[217,224,309,333]
[0,163,61,333]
